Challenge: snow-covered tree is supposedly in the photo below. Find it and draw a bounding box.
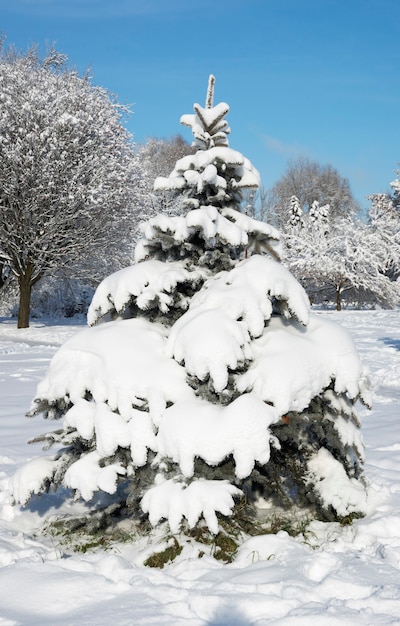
[288,195,305,230]
[0,42,144,328]
[12,76,370,560]
[390,165,400,206]
[367,169,400,282]
[284,207,399,310]
[138,135,195,183]
[308,200,330,229]
[241,185,270,222]
[266,156,360,229]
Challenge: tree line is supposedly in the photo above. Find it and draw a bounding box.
[0,41,398,327]
[256,157,400,310]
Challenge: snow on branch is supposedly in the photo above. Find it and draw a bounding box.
[165,255,310,393]
[31,318,194,425]
[141,477,242,535]
[236,315,370,415]
[306,448,367,516]
[10,455,59,505]
[166,307,252,392]
[134,205,278,265]
[87,260,207,325]
[154,147,259,196]
[222,207,282,257]
[206,74,215,109]
[64,451,126,501]
[180,75,231,150]
[192,255,310,329]
[156,393,278,479]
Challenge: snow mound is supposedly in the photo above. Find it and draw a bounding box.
[307,448,368,516]
[156,393,278,479]
[87,260,206,325]
[236,314,368,415]
[166,255,310,392]
[32,318,194,424]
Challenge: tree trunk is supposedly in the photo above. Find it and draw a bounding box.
[18,272,33,328]
[335,286,342,311]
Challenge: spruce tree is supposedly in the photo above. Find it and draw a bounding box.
[12,76,370,556]
[288,195,305,230]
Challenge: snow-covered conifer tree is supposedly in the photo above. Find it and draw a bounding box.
[12,76,370,558]
[309,200,330,229]
[288,195,305,230]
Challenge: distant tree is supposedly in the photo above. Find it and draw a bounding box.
[309,200,330,227]
[390,164,400,206]
[266,156,360,229]
[367,166,400,281]
[0,42,144,328]
[288,195,305,230]
[284,207,399,309]
[137,135,196,218]
[241,185,270,222]
[138,135,195,180]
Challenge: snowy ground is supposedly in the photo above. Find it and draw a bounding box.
[0,310,400,625]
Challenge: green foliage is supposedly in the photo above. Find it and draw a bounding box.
[41,497,318,566]
[144,538,183,568]
[243,394,365,522]
[339,512,364,527]
[43,504,145,554]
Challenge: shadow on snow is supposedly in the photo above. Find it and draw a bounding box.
[380,337,400,352]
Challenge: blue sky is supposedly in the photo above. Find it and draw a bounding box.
[1,0,399,209]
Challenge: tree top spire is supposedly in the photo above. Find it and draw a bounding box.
[180,74,231,149]
[206,74,215,109]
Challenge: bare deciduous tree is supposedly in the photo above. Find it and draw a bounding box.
[136,135,196,217]
[265,156,360,229]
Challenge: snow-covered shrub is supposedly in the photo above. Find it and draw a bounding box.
[30,276,94,319]
[0,275,94,319]
[12,76,370,556]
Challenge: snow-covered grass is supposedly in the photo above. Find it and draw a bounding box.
[0,310,400,625]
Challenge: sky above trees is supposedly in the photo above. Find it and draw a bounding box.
[1,0,399,209]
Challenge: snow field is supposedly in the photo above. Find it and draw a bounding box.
[0,311,399,624]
